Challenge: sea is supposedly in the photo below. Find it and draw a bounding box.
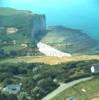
[1,0,99,41]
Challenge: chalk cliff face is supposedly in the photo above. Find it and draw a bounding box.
[37,42,71,57]
[32,14,46,43]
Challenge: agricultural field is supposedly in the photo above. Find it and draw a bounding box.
[1,55,99,65]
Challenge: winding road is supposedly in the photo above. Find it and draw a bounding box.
[42,77,93,100]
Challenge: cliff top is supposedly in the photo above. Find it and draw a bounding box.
[0,7,39,16]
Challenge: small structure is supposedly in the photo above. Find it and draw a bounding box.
[26,49,33,56]
[6,27,18,34]
[81,88,86,93]
[91,64,99,74]
[12,40,16,45]
[2,84,21,94]
[21,43,28,47]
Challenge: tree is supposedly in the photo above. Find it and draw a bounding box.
[8,94,18,100]
[0,93,7,100]
[9,50,17,57]
[3,78,13,86]
[18,92,28,100]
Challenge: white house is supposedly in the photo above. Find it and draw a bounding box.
[37,42,71,57]
[91,64,99,73]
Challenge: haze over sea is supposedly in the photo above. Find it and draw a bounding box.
[0,0,99,40]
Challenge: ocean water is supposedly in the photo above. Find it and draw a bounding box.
[1,0,99,40]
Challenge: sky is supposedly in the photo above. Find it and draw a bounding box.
[1,0,97,13]
[0,0,99,39]
[1,0,98,25]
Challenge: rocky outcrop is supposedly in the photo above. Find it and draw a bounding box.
[40,26,97,53]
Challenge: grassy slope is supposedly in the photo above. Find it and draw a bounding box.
[0,55,99,64]
[0,7,18,15]
[0,7,33,52]
[0,34,31,52]
[51,78,99,100]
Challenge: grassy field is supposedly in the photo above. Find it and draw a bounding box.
[2,44,25,52]
[0,55,99,64]
[51,78,99,100]
[0,33,31,52]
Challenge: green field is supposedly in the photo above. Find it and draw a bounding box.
[51,77,99,100]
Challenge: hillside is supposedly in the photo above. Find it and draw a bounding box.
[41,26,97,54]
[0,7,46,56]
[0,7,97,56]
[0,7,46,38]
[0,7,34,37]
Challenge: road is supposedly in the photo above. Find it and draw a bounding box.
[42,77,93,100]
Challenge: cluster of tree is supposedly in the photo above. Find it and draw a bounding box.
[0,49,9,59]
[0,49,18,59]
[0,27,6,34]
[0,60,99,100]
[0,43,39,59]
[32,77,58,100]
[0,93,18,100]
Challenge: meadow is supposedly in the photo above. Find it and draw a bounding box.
[51,77,99,100]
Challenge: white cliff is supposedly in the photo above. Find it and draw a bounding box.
[32,15,46,42]
[37,42,71,57]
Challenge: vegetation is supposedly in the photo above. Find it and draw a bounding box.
[0,7,33,36]
[0,55,99,65]
[0,7,40,58]
[0,63,59,100]
[0,7,97,57]
[0,60,99,99]
[0,7,99,100]
[51,77,99,100]
[0,93,18,100]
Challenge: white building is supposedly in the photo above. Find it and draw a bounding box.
[37,42,71,57]
[91,64,99,73]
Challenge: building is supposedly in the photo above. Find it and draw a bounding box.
[2,84,21,94]
[91,64,99,74]
[6,27,18,34]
